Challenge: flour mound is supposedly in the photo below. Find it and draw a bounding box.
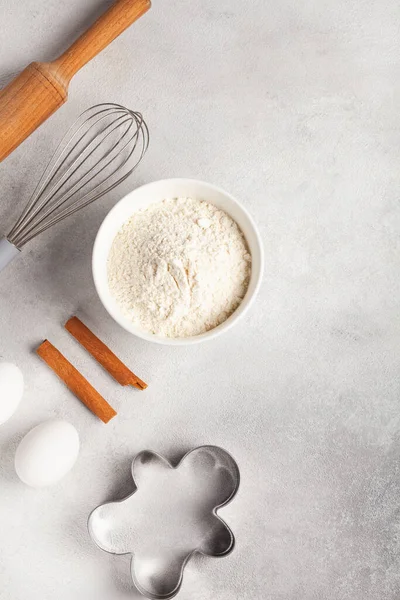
[108,198,252,338]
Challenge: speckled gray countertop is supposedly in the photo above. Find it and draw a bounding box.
[1,1,400,599]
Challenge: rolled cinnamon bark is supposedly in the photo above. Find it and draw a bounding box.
[65,317,147,390]
[36,340,117,424]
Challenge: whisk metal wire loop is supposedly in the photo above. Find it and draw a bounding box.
[7,103,149,249]
[12,109,130,237]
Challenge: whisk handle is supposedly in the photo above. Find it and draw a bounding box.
[0,238,20,273]
[51,0,151,83]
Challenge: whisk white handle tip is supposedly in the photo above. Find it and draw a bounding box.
[0,238,20,273]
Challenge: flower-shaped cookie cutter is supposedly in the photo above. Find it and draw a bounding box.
[88,445,240,599]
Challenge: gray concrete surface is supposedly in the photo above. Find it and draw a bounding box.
[1,1,400,598]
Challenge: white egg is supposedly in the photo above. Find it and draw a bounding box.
[15,420,79,487]
[0,362,24,425]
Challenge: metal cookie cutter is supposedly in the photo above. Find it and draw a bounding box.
[88,445,240,599]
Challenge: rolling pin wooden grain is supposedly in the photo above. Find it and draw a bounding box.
[37,340,117,423]
[0,0,151,162]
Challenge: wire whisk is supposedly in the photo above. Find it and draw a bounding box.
[0,102,149,272]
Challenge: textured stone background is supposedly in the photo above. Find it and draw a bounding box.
[1,0,400,598]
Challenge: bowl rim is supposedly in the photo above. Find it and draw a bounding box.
[92,178,264,346]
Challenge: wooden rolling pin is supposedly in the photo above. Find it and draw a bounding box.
[0,0,151,162]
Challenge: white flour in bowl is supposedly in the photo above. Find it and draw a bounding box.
[107,198,252,337]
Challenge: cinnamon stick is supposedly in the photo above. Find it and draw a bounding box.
[65,316,147,390]
[36,340,117,424]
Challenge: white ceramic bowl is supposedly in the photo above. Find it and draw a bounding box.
[92,179,264,345]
